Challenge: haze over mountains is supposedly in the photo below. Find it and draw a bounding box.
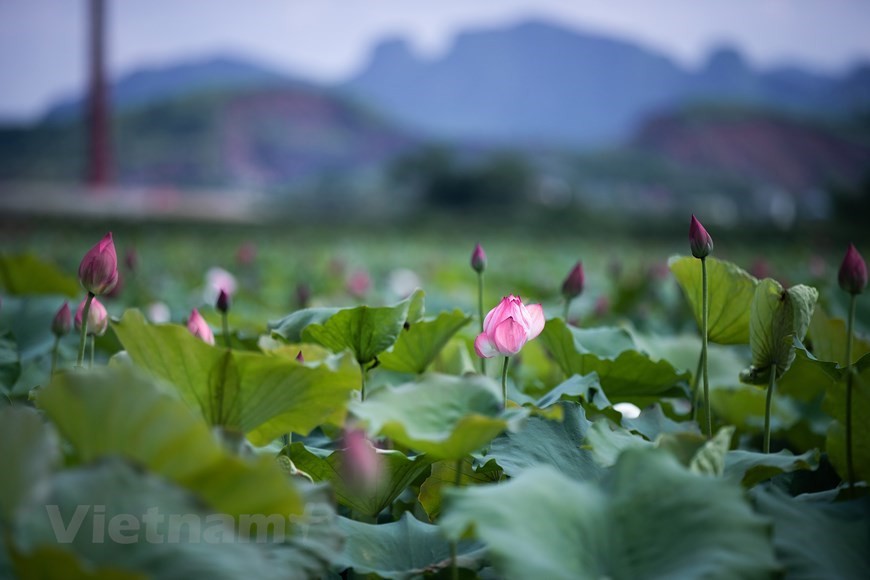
[40,19,870,149]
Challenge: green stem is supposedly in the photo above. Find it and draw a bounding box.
[89,335,95,368]
[690,349,703,421]
[701,257,712,439]
[50,335,60,376]
[222,312,231,350]
[76,293,94,368]
[501,357,509,408]
[361,368,367,402]
[563,298,571,323]
[845,293,857,489]
[764,368,776,454]
[450,457,464,580]
[477,272,486,375]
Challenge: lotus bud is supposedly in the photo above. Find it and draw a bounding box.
[216,289,230,314]
[295,283,311,309]
[51,302,72,337]
[342,428,382,491]
[187,308,215,345]
[475,295,545,358]
[124,247,138,273]
[75,297,108,337]
[78,232,119,295]
[561,261,585,299]
[688,215,713,259]
[839,243,868,295]
[295,350,304,363]
[471,243,487,274]
[236,241,257,267]
[347,270,372,298]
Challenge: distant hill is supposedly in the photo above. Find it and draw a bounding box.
[344,19,870,146]
[633,107,870,193]
[1,85,418,187]
[43,56,300,122]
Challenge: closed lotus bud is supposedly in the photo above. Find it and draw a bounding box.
[75,297,108,337]
[216,289,230,314]
[688,215,713,259]
[471,243,487,274]
[342,429,382,491]
[561,261,585,299]
[78,232,119,295]
[838,243,868,295]
[295,283,311,309]
[295,350,304,363]
[187,308,215,345]
[51,302,72,337]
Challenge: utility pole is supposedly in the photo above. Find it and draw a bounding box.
[86,0,112,186]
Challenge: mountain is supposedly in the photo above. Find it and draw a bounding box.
[43,56,300,122]
[344,19,870,147]
[1,85,418,188]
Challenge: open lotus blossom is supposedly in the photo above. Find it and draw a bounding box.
[475,295,545,358]
[75,297,108,337]
[187,308,215,345]
[78,232,119,296]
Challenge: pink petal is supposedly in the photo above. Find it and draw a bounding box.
[525,303,545,340]
[483,296,513,333]
[492,317,527,356]
[474,333,498,359]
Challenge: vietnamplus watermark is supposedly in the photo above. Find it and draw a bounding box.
[44,504,331,544]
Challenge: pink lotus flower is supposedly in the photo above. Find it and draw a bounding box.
[347,270,372,298]
[78,232,119,295]
[470,243,487,273]
[187,308,215,345]
[474,295,545,358]
[561,261,585,299]
[51,302,72,336]
[689,215,713,259]
[839,243,868,295]
[342,428,382,490]
[75,297,108,337]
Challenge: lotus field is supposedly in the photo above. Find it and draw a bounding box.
[1,218,869,579]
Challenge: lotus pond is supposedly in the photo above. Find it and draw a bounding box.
[0,222,868,579]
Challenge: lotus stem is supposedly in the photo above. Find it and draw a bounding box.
[764,368,776,454]
[50,335,60,376]
[501,356,509,408]
[450,457,464,580]
[221,312,232,350]
[76,292,94,368]
[691,349,703,421]
[89,335,95,368]
[846,293,857,489]
[701,258,712,438]
[478,272,486,375]
[563,299,571,323]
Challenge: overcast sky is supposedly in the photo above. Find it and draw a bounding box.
[2,0,870,120]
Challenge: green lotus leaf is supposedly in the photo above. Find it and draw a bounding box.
[441,448,777,580]
[669,255,758,345]
[539,318,689,403]
[349,373,526,460]
[335,513,485,579]
[286,442,434,518]
[379,309,471,374]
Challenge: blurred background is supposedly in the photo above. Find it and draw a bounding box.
[1,0,869,229]
[1,1,869,328]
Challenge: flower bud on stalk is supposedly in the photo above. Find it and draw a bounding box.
[839,243,867,295]
[78,232,119,296]
[52,302,72,337]
[187,308,215,345]
[75,297,108,337]
[470,243,487,274]
[561,262,585,300]
[689,215,713,259]
[296,350,305,363]
[216,289,231,314]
